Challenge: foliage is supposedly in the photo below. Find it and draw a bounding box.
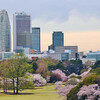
[49,73,62,83]
[67,82,83,100]
[70,75,82,79]
[80,69,87,74]
[66,59,84,75]
[33,74,47,87]
[54,81,62,90]
[0,54,33,94]
[77,84,100,100]
[96,75,100,86]
[32,62,38,72]
[91,67,100,75]
[48,61,70,76]
[66,78,79,85]
[36,63,49,79]
[58,85,75,97]
[19,77,34,90]
[92,60,100,69]
[52,69,68,82]
[82,75,97,85]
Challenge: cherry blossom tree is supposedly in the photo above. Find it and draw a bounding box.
[77,84,100,100]
[52,69,68,82]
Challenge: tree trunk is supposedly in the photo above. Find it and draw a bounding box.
[12,79,15,94]
[3,78,6,93]
[16,77,19,94]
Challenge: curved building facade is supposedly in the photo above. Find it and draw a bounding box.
[0,10,11,52]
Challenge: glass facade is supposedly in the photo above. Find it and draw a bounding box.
[31,27,40,52]
[0,10,11,52]
[13,12,31,50]
[53,31,64,50]
[61,53,69,60]
[16,15,30,34]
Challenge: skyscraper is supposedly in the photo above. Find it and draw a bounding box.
[53,31,64,50]
[31,27,40,52]
[0,10,11,52]
[13,12,31,50]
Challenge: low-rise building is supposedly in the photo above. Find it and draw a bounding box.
[0,52,15,60]
[86,51,100,61]
[56,46,78,59]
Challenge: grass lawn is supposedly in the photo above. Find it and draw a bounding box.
[0,84,63,100]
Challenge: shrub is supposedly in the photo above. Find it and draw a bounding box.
[82,75,97,85]
[66,78,79,85]
[96,75,100,86]
[80,69,87,74]
[67,82,83,100]
[49,73,61,83]
[70,75,82,79]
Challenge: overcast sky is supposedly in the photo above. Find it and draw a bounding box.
[0,0,100,51]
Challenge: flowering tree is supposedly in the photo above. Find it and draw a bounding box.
[33,74,46,87]
[55,81,75,100]
[55,81,62,90]
[68,73,78,79]
[52,69,68,82]
[58,85,76,97]
[77,84,100,100]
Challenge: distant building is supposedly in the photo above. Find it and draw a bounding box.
[31,27,40,52]
[17,32,31,48]
[81,58,96,64]
[0,10,11,52]
[86,51,100,61]
[47,53,69,61]
[56,46,78,59]
[0,52,15,60]
[48,44,53,51]
[13,12,31,50]
[53,31,64,50]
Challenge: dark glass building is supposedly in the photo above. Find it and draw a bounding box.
[31,27,40,52]
[13,12,31,50]
[53,31,64,50]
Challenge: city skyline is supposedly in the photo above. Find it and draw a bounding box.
[0,0,100,52]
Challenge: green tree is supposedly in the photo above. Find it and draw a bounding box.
[32,62,38,73]
[0,61,9,93]
[92,60,100,69]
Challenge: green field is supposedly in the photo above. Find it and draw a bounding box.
[0,85,63,100]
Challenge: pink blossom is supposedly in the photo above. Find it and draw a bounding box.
[58,85,75,97]
[33,74,47,87]
[52,69,68,82]
[77,84,100,100]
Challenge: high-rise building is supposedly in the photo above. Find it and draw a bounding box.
[0,10,11,52]
[17,32,31,48]
[53,31,64,50]
[31,27,40,52]
[13,12,31,50]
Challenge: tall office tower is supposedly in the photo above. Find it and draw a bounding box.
[31,27,40,52]
[53,31,64,50]
[0,10,11,52]
[13,12,31,50]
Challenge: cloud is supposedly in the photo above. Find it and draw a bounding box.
[32,9,100,33]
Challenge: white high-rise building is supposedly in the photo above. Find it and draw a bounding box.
[0,10,11,52]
